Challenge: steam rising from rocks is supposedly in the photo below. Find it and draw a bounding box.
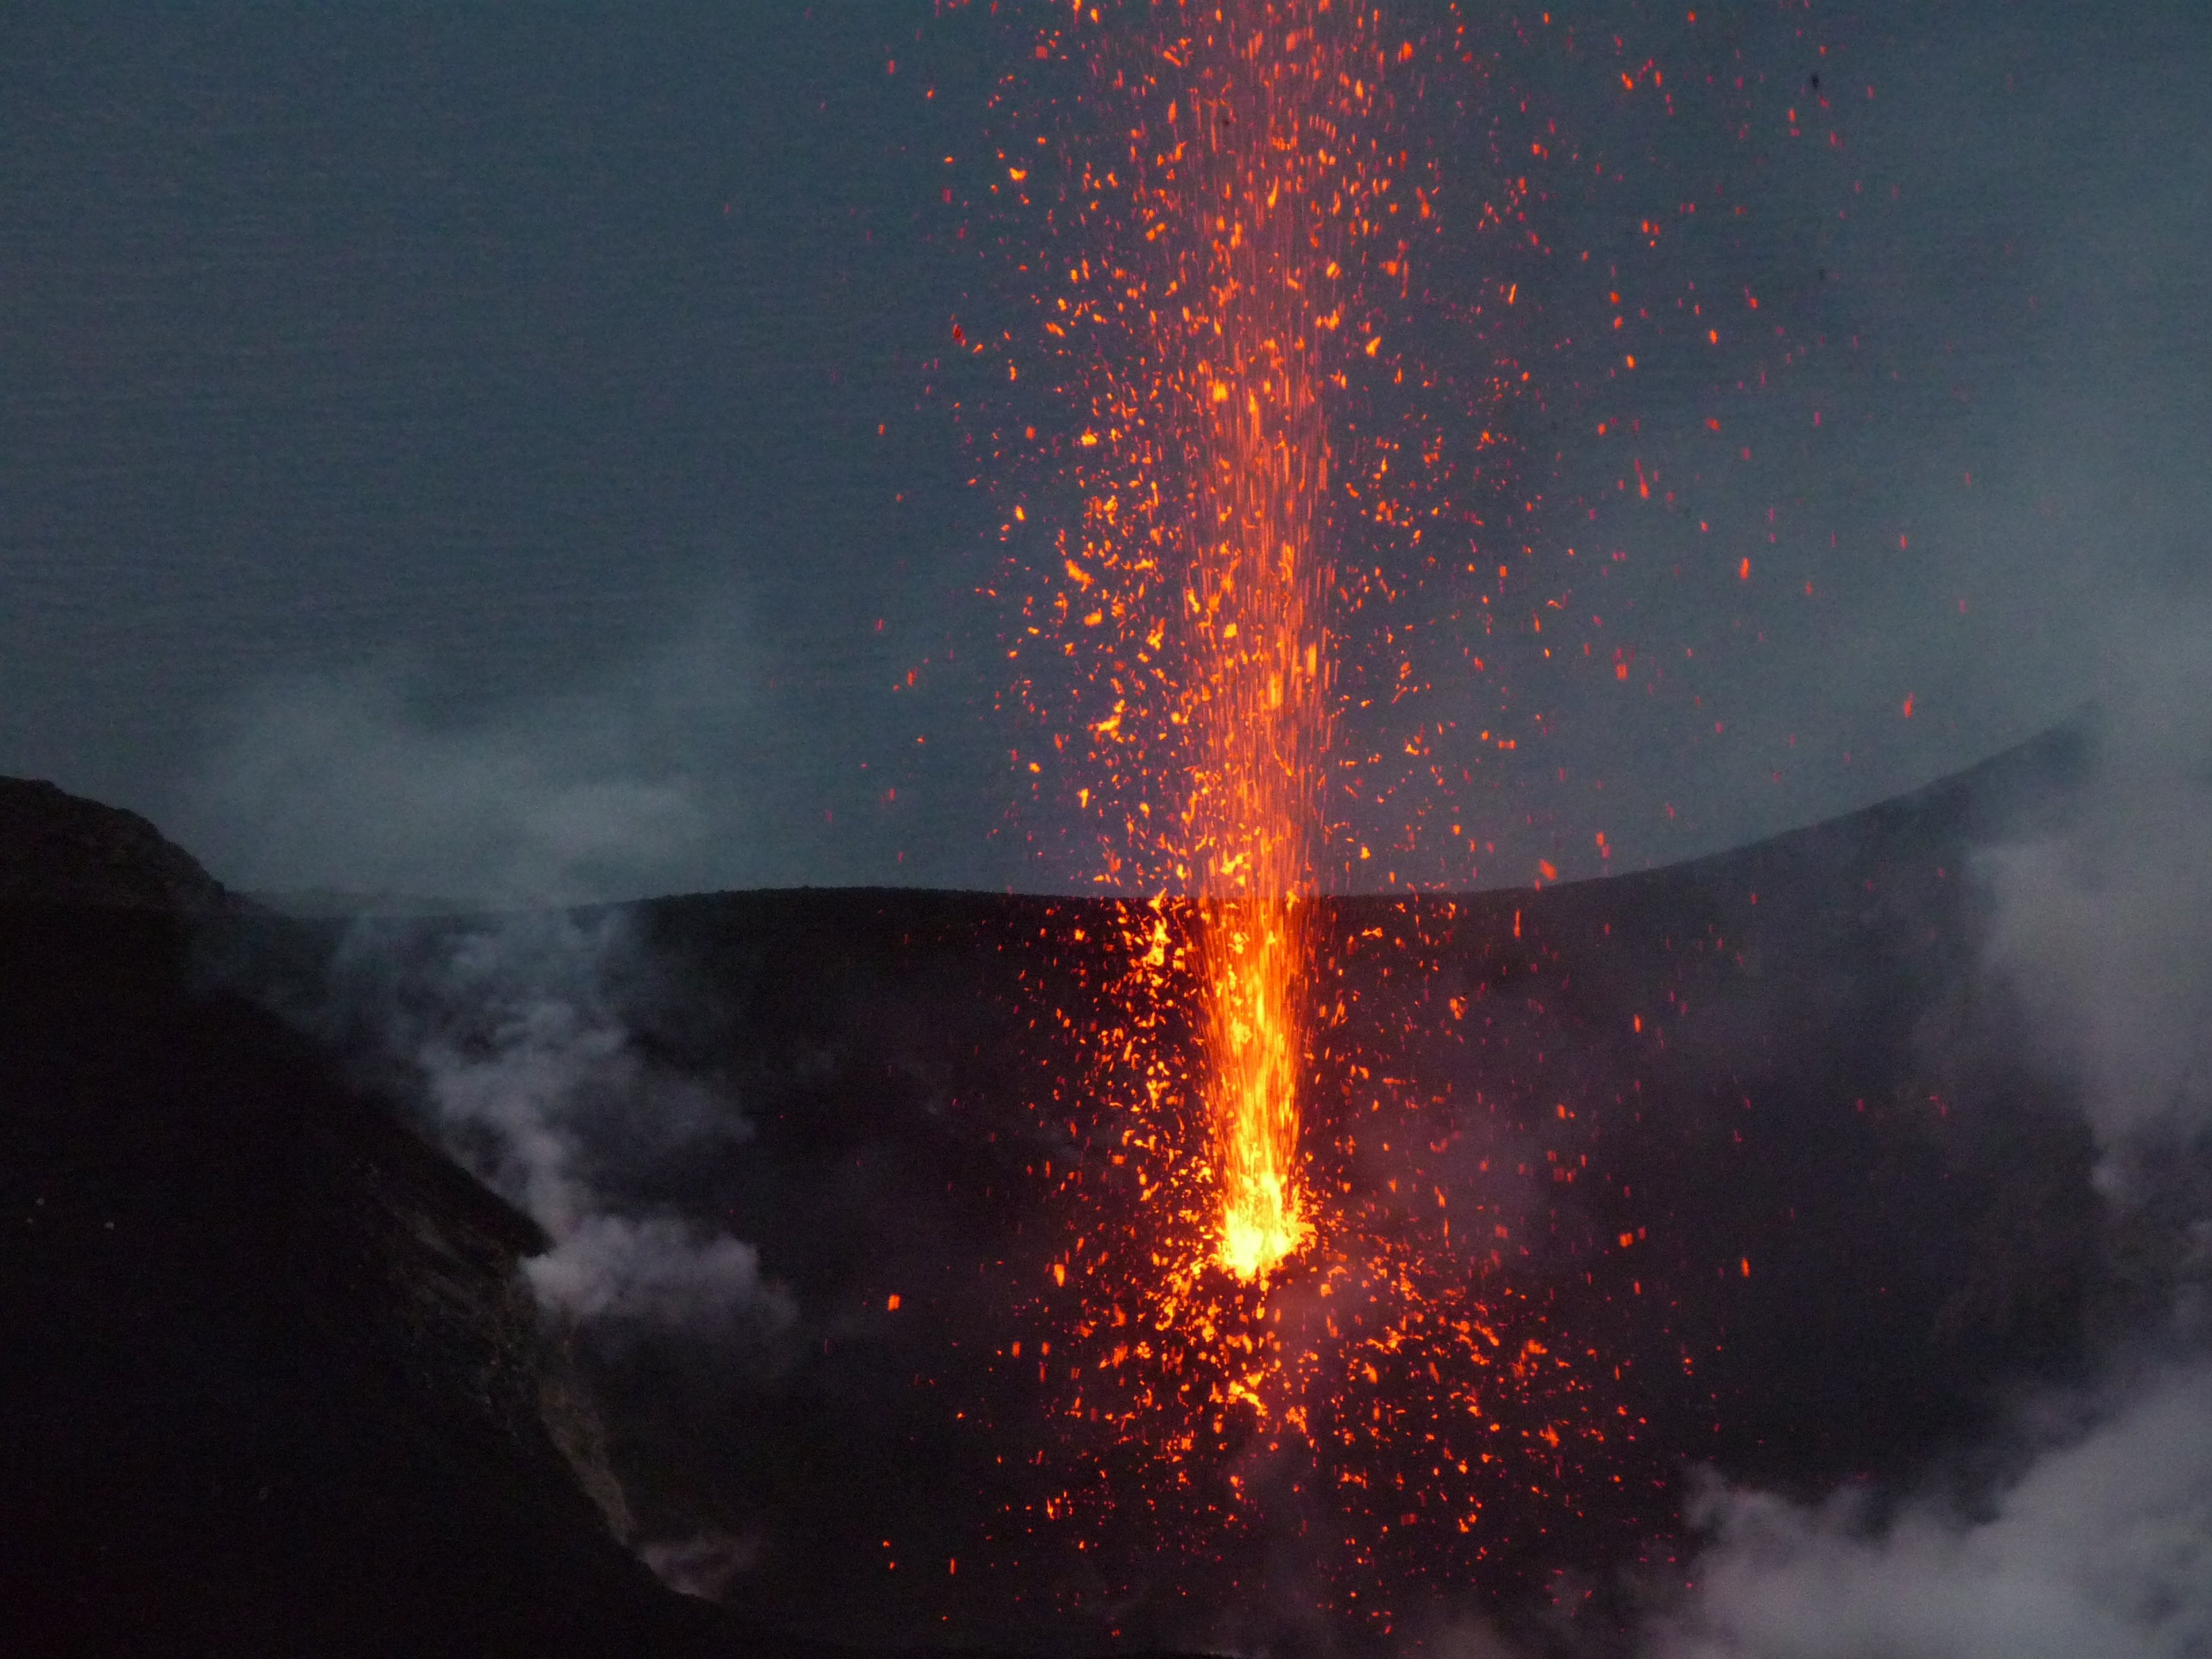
[182,668,714,910]
[1648,1367,2212,1659]
[638,1531,766,1603]
[332,909,792,1338]
[1982,609,2212,1177]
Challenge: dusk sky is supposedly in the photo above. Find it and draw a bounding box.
[3,1,2207,902]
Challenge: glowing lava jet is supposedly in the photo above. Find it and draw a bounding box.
[949,0,1666,1588]
[1174,47,1338,1284]
[905,0,1893,1629]
[974,0,1522,1479]
[1011,0,1421,1289]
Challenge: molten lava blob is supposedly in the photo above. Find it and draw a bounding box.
[1102,6,1361,1291]
[1206,898,1313,1282]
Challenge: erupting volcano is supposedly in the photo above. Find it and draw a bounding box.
[996,3,1431,1293]
[1007,0,1420,1296]
[958,0,1626,1604]
[10,0,2200,1653]
[889,0,1907,1629]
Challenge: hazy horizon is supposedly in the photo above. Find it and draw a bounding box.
[4,2,2206,905]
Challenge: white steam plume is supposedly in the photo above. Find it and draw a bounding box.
[335,907,793,1337]
[1647,1366,2212,1659]
[180,667,713,909]
[638,1532,764,1602]
[1980,605,2212,1175]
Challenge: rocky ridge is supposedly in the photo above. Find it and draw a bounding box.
[0,777,241,913]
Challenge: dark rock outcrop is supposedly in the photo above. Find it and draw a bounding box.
[0,787,801,1656]
[0,777,239,914]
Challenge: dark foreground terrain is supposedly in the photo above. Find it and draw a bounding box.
[0,732,2154,1656]
[0,781,874,1657]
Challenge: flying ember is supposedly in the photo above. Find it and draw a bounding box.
[1164,7,1345,1285]
[989,0,1440,1372]
[1010,0,1414,1291]
[914,0,1868,1626]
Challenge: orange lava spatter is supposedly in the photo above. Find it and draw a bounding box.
[977,893,1660,1626]
[955,0,1544,1574]
[980,0,1513,1522]
[1007,1,1420,1295]
[906,0,1870,1626]
[998,0,1474,1452]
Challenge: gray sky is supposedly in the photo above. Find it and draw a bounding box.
[2,0,2207,901]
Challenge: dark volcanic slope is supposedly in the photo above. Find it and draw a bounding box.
[0,776,238,913]
[0,901,752,1657]
[0,781,867,1656]
[3,731,2110,1658]
[551,730,2102,1656]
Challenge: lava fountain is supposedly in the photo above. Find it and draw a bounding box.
[1028,0,1416,1289]
[972,0,1531,1469]
[951,0,1476,1450]
[899,0,1887,1626]
[1173,37,1340,1282]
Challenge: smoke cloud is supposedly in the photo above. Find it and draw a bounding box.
[331,907,793,1338]
[638,1531,765,1603]
[176,665,715,911]
[1647,1365,2212,1659]
[1980,605,2212,1172]
[165,571,822,909]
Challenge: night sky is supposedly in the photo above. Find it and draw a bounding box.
[3,1,2208,904]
